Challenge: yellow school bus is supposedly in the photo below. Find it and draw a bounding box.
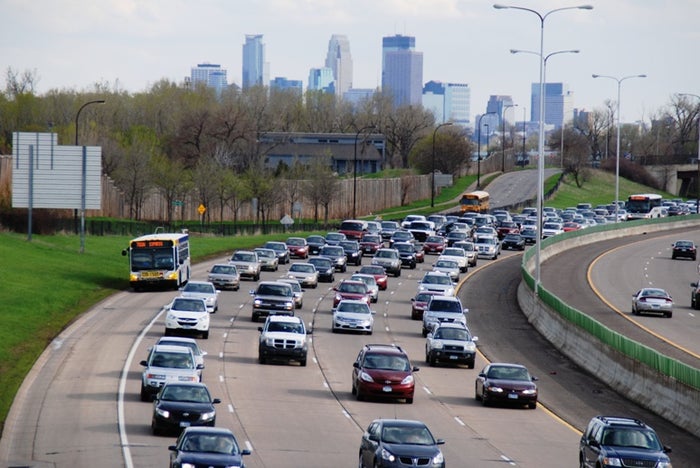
[459,190,490,214]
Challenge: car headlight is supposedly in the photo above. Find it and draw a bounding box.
[359,371,375,383]
[380,448,396,462]
[657,462,672,468]
[433,451,444,464]
[601,457,622,467]
[253,299,263,306]
[155,407,170,418]
[146,373,166,380]
[400,375,414,385]
[181,463,197,468]
[521,388,537,395]
[465,342,476,352]
[284,302,294,310]
[200,410,216,421]
[432,341,444,349]
[487,385,503,393]
[335,294,342,302]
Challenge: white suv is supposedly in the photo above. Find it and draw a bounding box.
[139,344,201,401]
[165,297,210,339]
[257,315,311,366]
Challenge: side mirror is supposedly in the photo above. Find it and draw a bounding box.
[257,327,263,333]
[472,336,479,342]
[353,362,360,369]
[249,290,256,295]
[212,398,222,404]
[140,360,148,366]
[121,249,128,256]
[436,439,446,445]
[412,366,420,372]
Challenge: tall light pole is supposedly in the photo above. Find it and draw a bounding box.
[353,125,376,219]
[74,99,105,253]
[522,106,527,164]
[476,112,497,189]
[431,122,453,207]
[678,93,700,213]
[592,73,647,222]
[495,3,593,296]
[501,104,517,172]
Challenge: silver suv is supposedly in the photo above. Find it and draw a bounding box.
[421,295,468,337]
[140,344,201,401]
[257,315,311,366]
[425,322,478,368]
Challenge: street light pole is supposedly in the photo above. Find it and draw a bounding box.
[592,73,647,222]
[431,122,453,207]
[476,112,497,189]
[74,99,105,254]
[495,3,592,296]
[678,93,700,213]
[522,106,527,163]
[501,104,517,172]
[353,125,376,219]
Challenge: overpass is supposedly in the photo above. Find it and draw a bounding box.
[646,162,700,197]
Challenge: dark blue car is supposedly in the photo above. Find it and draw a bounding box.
[169,426,250,468]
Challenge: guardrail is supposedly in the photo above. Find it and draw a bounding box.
[519,216,700,438]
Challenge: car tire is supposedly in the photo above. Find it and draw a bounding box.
[528,401,537,409]
[259,354,266,364]
[252,314,258,322]
[254,272,260,281]
[429,354,436,367]
[467,359,475,369]
[151,423,160,436]
[300,357,307,367]
[665,312,673,318]
[395,269,401,278]
[140,385,149,402]
[481,391,489,406]
[202,330,209,339]
[406,397,413,404]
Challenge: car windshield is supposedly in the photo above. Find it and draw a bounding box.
[339,282,367,293]
[161,384,210,402]
[257,284,292,297]
[600,429,662,450]
[267,321,304,333]
[183,283,215,294]
[181,434,240,455]
[337,302,370,314]
[307,236,325,243]
[382,426,435,445]
[488,366,530,381]
[287,238,305,246]
[362,235,381,243]
[376,250,397,259]
[429,299,462,312]
[265,242,286,252]
[360,266,385,275]
[255,249,275,259]
[443,249,464,257]
[423,275,451,285]
[434,328,469,341]
[150,351,193,369]
[172,298,206,312]
[363,354,410,371]
[232,252,256,262]
[435,260,458,269]
[322,247,343,256]
[211,265,237,275]
[309,259,331,269]
[158,340,200,356]
[326,233,345,241]
[290,264,315,273]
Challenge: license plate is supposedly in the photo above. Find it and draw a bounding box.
[179,422,191,427]
[508,393,518,399]
[382,386,392,393]
[449,355,458,360]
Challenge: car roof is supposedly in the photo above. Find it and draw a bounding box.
[362,343,407,356]
[374,418,428,428]
[338,299,370,306]
[265,315,303,324]
[151,344,193,354]
[181,426,235,436]
[156,336,198,345]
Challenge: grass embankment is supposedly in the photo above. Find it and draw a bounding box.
[0,168,672,433]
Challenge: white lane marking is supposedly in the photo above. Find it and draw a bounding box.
[500,454,516,465]
[313,356,318,364]
[219,352,224,359]
[385,326,390,332]
[422,386,432,395]
[219,375,224,383]
[118,306,166,468]
[454,417,465,427]
[343,410,352,419]
[228,404,235,413]
[245,440,253,453]
[323,382,329,389]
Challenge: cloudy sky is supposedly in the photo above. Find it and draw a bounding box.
[2,0,698,124]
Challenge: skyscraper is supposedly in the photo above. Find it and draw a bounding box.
[325,34,353,97]
[189,63,228,95]
[242,34,269,89]
[486,95,516,127]
[382,34,423,108]
[531,82,573,129]
[308,67,335,94]
[423,81,471,126]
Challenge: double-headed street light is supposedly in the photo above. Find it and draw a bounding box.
[677,93,700,214]
[353,125,377,219]
[431,122,453,207]
[501,104,517,172]
[476,112,497,189]
[592,73,647,223]
[495,3,592,295]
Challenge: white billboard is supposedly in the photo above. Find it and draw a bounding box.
[12,132,102,210]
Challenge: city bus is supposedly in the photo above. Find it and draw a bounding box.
[460,190,490,214]
[625,193,664,220]
[122,231,191,291]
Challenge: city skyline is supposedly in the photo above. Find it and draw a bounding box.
[1,0,697,124]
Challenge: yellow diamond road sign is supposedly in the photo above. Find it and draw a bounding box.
[198,204,206,215]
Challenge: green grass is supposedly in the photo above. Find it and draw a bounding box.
[0,168,671,433]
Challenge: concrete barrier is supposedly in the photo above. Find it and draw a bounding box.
[518,217,700,438]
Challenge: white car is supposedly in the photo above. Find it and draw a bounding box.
[417,271,455,297]
[165,297,210,339]
[139,344,200,401]
[258,315,311,366]
[286,262,319,288]
[180,281,219,313]
[153,336,207,380]
[331,299,375,334]
[542,222,564,239]
[475,237,500,260]
[439,247,470,273]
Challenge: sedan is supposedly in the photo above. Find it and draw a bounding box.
[474,363,538,409]
[671,240,697,260]
[333,280,370,307]
[168,426,250,468]
[308,256,335,283]
[264,241,290,264]
[423,235,447,255]
[359,418,445,468]
[286,236,309,259]
[286,262,319,289]
[306,235,327,255]
[152,382,220,435]
[332,299,375,334]
[501,233,525,251]
[179,281,219,313]
[253,247,279,271]
[632,288,673,318]
[432,259,460,282]
[358,265,389,290]
[206,264,240,291]
[359,234,383,256]
[350,273,379,303]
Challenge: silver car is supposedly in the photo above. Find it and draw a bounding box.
[331,299,375,334]
[229,250,262,281]
[278,278,304,309]
[153,336,207,380]
[254,247,280,271]
[631,288,673,318]
[207,264,240,291]
[286,262,319,289]
[180,281,219,313]
[432,258,460,282]
[139,344,200,401]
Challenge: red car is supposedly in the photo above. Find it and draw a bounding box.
[286,237,309,259]
[358,265,388,290]
[333,280,370,307]
[410,291,441,320]
[496,221,520,239]
[422,235,447,255]
[352,343,418,404]
[359,234,383,256]
[562,222,582,232]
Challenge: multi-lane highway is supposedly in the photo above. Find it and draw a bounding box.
[1,223,699,467]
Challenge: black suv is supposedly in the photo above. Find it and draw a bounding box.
[579,415,672,468]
